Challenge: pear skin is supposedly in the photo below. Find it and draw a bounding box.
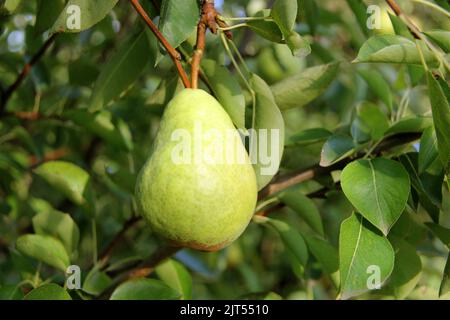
[136,89,257,251]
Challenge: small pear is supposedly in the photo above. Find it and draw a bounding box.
[136,89,257,251]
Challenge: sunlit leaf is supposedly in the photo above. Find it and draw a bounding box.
[271,62,339,110]
[24,284,71,300]
[16,234,70,271]
[110,278,181,300]
[341,158,410,235]
[339,213,395,299]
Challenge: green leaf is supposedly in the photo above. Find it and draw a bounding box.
[346,0,370,37]
[247,10,283,43]
[24,284,71,300]
[297,0,319,34]
[341,158,410,235]
[51,0,119,33]
[354,35,439,66]
[271,62,339,110]
[16,234,70,271]
[320,134,355,167]
[419,127,439,173]
[264,292,283,300]
[426,223,450,248]
[424,30,450,53]
[399,153,442,222]
[155,259,192,300]
[303,234,339,275]
[89,28,156,112]
[384,237,422,299]
[285,31,311,57]
[146,74,184,108]
[34,0,66,34]
[65,110,133,151]
[68,59,99,86]
[82,268,113,296]
[0,285,23,300]
[249,74,285,190]
[358,69,393,111]
[427,72,450,166]
[159,0,199,49]
[287,128,332,146]
[351,102,389,142]
[440,253,450,297]
[339,213,395,300]
[279,190,324,235]
[34,161,92,206]
[389,13,411,39]
[2,0,21,13]
[254,216,309,267]
[386,116,432,135]
[110,278,181,300]
[201,59,246,129]
[271,0,298,35]
[32,210,80,254]
[390,211,427,246]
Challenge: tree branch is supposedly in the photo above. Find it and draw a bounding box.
[97,244,180,299]
[259,132,420,200]
[98,215,142,268]
[191,0,233,89]
[385,0,420,39]
[191,1,219,89]
[0,33,59,114]
[130,0,191,88]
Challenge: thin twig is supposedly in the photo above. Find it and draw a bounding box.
[191,0,221,89]
[97,244,180,299]
[130,0,191,88]
[150,0,160,12]
[29,148,71,169]
[0,33,59,114]
[98,216,142,268]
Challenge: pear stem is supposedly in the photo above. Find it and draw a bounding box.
[191,0,222,89]
[191,15,207,89]
[130,0,191,88]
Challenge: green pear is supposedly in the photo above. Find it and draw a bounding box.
[136,89,257,251]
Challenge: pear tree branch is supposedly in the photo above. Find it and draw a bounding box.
[0,33,59,115]
[191,0,233,89]
[130,0,191,88]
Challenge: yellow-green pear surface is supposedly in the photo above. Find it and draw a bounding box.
[136,89,257,251]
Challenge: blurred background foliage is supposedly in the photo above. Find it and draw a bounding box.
[0,0,449,300]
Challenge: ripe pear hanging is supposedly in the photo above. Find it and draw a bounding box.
[135,89,257,251]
